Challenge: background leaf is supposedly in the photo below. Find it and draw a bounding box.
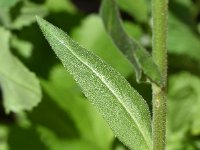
[0,0,20,8]
[168,13,200,63]
[10,36,33,58]
[45,0,77,13]
[0,27,41,113]
[0,0,20,28]
[167,72,200,150]
[11,1,48,30]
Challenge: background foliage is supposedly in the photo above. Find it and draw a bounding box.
[0,0,199,149]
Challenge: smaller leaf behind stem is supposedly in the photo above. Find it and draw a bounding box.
[36,16,152,150]
[100,0,163,87]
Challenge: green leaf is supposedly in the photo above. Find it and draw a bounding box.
[116,0,149,23]
[0,7,11,28]
[0,27,41,113]
[11,1,48,30]
[37,125,105,150]
[167,72,200,150]
[100,0,163,87]
[6,125,47,150]
[0,125,9,150]
[36,17,152,150]
[11,36,33,58]
[168,13,200,62]
[168,72,200,134]
[29,95,98,150]
[40,65,114,150]
[0,0,20,9]
[0,0,47,29]
[0,0,20,28]
[45,0,77,13]
[71,15,133,77]
[123,21,143,41]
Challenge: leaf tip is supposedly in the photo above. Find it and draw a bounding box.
[35,15,40,22]
[36,16,44,27]
[36,16,50,33]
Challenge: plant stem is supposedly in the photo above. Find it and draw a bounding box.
[152,0,168,149]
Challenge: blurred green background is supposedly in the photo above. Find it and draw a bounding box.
[0,0,200,149]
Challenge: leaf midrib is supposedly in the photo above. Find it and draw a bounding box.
[53,35,150,149]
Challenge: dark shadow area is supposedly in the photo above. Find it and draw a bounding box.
[0,88,15,124]
[197,13,200,22]
[71,0,100,13]
[112,138,129,150]
[71,0,138,23]
[46,11,84,33]
[28,90,80,139]
[30,0,45,4]
[10,0,23,22]
[127,74,152,115]
[169,0,198,33]
[168,54,200,76]
[12,22,59,78]
[188,133,200,149]
[8,125,48,150]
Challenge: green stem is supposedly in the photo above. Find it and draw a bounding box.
[152,0,168,150]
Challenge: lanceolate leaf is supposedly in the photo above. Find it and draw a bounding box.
[0,27,41,113]
[100,0,163,86]
[36,17,152,150]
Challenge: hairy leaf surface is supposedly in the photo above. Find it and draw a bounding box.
[37,17,152,150]
[100,0,163,87]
